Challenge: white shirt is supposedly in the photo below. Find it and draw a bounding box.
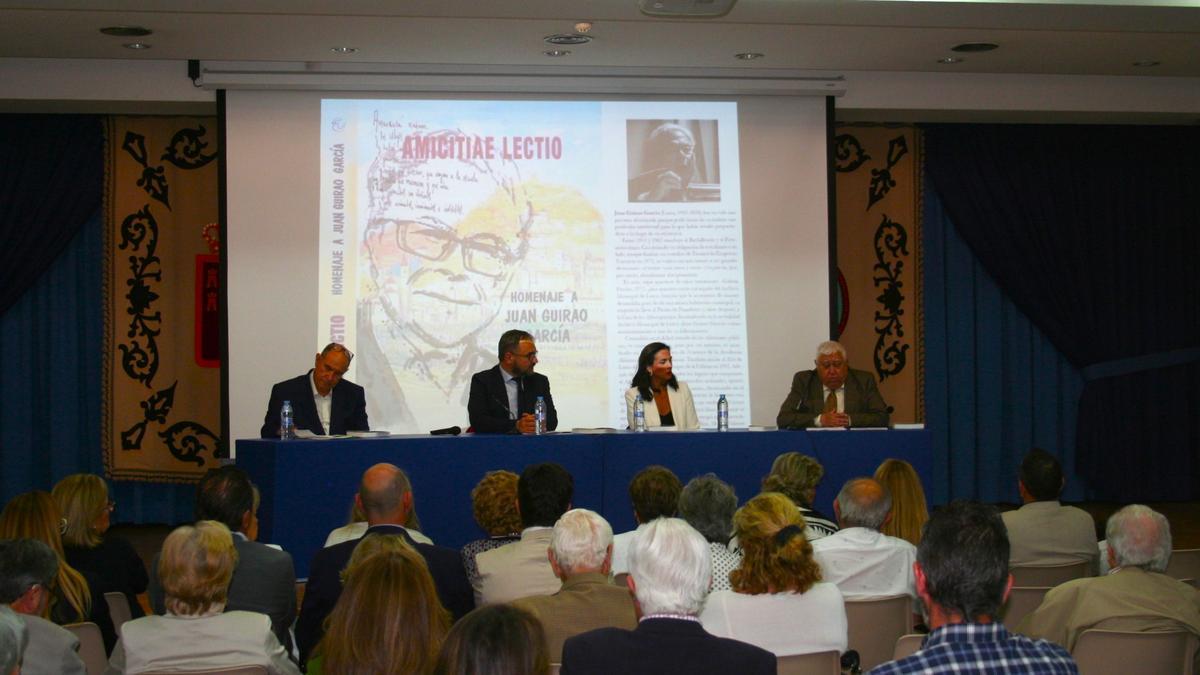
[308,373,332,433]
[709,542,742,593]
[322,522,433,547]
[811,526,917,600]
[700,584,848,656]
[609,529,639,575]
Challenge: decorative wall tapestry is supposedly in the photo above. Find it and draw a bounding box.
[833,125,923,423]
[103,117,222,481]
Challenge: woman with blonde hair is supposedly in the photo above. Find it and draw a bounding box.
[761,452,838,539]
[0,491,116,652]
[52,473,149,619]
[699,492,847,656]
[107,521,298,674]
[309,535,450,674]
[873,458,929,546]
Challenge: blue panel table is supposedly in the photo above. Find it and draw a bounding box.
[236,428,931,578]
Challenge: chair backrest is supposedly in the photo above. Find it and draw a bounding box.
[1073,629,1199,675]
[893,633,925,661]
[1167,549,1200,583]
[1009,560,1090,586]
[142,667,268,675]
[844,594,914,671]
[548,664,561,675]
[104,591,133,637]
[1000,586,1052,630]
[776,650,841,675]
[64,622,107,675]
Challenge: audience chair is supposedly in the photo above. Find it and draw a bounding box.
[64,622,107,675]
[1000,586,1052,630]
[549,664,561,675]
[1167,548,1200,583]
[104,591,133,638]
[776,650,841,675]
[1073,629,1198,675]
[844,594,914,670]
[143,668,268,675]
[893,634,925,661]
[1009,560,1090,586]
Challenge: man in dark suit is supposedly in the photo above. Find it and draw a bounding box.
[148,466,296,656]
[468,329,558,434]
[776,340,890,428]
[295,463,474,664]
[561,517,774,675]
[260,342,368,437]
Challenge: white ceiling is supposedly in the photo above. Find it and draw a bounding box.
[1,0,1198,77]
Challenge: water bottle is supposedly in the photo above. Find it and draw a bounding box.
[280,400,295,440]
[717,394,729,431]
[534,396,547,435]
[634,397,647,432]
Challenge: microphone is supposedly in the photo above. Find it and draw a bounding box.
[794,397,806,411]
[429,426,462,436]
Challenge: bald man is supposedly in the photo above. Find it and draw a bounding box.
[811,477,917,600]
[295,463,473,663]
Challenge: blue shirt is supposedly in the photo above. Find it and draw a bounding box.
[870,622,1077,674]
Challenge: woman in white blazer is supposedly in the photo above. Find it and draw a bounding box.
[624,342,701,430]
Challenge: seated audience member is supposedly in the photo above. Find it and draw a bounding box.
[52,474,149,619]
[512,509,637,661]
[148,466,296,654]
[623,342,701,430]
[460,471,522,587]
[873,458,928,546]
[677,473,742,592]
[298,463,472,663]
[0,539,85,675]
[562,518,775,675]
[475,463,573,605]
[776,340,890,429]
[1018,504,1200,651]
[1002,448,1098,573]
[811,478,917,600]
[107,521,298,674]
[435,604,551,675]
[308,536,449,675]
[0,606,26,675]
[761,452,838,540]
[700,493,847,656]
[871,501,1077,675]
[323,497,432,547]
[0,492,114,653]
[610,465,682,574]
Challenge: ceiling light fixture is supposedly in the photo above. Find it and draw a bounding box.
[951,42,998,53]
[545,33,592,46]
[122,42,151,50]
[574,21,593,33]
[544,49,572,57]
[100,26,152,37]
[1132,59,1161,67]
[735,52,764,61]
[331,46,358,54]
[937,56,963,64]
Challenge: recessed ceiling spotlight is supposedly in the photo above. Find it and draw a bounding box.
[544,49,572,57]
[937,56,963,64]
[331,46,358,54]
[1132,59,1161,67]
[951,42,998,53]
[122,42,151,50]
[100,25,152,37]
[735,52,764,61]
[545,33,592,45]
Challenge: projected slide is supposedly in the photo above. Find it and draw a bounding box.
[319,99,747,434]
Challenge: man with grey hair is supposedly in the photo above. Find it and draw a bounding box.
[776,340,890,428]
[511,509,636,662]
[561,518,774,674]
[811,478,917,600]
[0,606,27,675]
[677,473,742,592]
[1018,504,1200,651]
[0,539,85,675]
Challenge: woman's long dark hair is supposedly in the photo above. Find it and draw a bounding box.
[630,341,679,402]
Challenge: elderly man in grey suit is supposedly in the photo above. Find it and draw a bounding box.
[511,509,637,661]
[0,539,85,675]
[149,466,296,656]
[777,340,890,429]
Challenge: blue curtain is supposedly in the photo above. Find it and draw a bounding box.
[923,179,1087,504]
[924,124,1200,502]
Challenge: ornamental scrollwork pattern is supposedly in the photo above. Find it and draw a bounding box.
[120,381,177,450]
[161,125,217,170]
[121,132,170,209]
[872,214,911,381]
[834,134,871,173]
[118,205,162,386]
[867,135,909,210]
[160,421,221,466]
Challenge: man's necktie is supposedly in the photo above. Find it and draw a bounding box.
[824,390,838,414]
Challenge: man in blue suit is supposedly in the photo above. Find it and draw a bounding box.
[260,343,368,437]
